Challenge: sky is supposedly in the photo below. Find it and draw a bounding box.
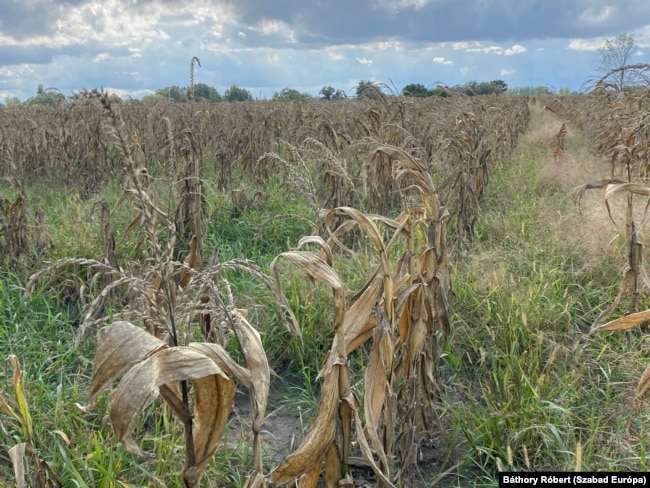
[0,0,649,102]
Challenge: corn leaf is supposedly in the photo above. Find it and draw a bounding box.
[8,356,32,442]
[182,370,235,486]
[271,365,339,485]
[88,321,167,404]
[636,363,650,399]
[8,443,26,488]
[231,309,271,474]
[589,309,650,334]
[109,347,230,456]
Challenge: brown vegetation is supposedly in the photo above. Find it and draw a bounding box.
[2,91,531,486]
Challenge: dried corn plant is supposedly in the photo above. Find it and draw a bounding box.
[0,92,528,219]
[269,143,451,486]
[189,56,201,102]
[25,89,283,487]
[0,176,52,269]
[567,87,650,327]
[589,306,650,404]
[0,177,28,263]
[13,90,533,486]
[574,181,650,326]
[258,140,321,219]
[269,239,355,487]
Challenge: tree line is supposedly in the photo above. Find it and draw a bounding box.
[5,79,520,107]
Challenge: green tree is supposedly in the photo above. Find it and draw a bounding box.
[355,80,383,100]
[454,80,507,96]
[155,85,188,102]
[319,85,336,100]
[224,85,253,102]
[319,85,347,100]
[272,88,313,101]
[402,83,430,97]
[598,33,639,91]
[25,84,65,106]
[191,83,221,102]
[141,93,167,104]
[4,97,21,107]
[489,79,508,93]
[507,86,552,96]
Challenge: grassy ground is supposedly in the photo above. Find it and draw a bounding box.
[1,100,649,487]
[436,102,650,486]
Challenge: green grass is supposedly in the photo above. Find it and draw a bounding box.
[436,105,650,484]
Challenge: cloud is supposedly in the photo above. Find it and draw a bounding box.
[376,0,432,12]
[504,44,526,55]
[568,39,604,51]
[433,56,453,65]
[362,40,404,52]
[451,41,481,51]
[462,43,527,56]
[500,68,516,76]
[579,6,614,25]
[251,19,297,43]
[356,57,373,65]
[326,47,345,61]
[93,52,109,62]
[0,0,236,49]
[0,64,35,78]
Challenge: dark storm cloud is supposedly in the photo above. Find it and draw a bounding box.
[229,0,650,44]
[3,1,649,49]
[0,41,131,67]
[0,0,62,39]
[0,46,57,65]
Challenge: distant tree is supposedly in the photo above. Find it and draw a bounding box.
[507,86,552,96]
[598,33,639,91]
[191,83,221,102]
[4,97,21,107]
[224,84,253,102]
[151,83,221,102]
[141,93,167,104]
[25,84,65,106]
[319,85,336,100]
[430,86,449,97]
[401,83,449,98]
[156,85,188,102]
[319,85,347,100]
[355,80,384,100]
[489,80,508,93]
[557,87,573,96]
[272,88,313,101]
[453,80,507,96]
[402,83,430,97]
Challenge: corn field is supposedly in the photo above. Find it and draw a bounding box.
[1,90,537,487]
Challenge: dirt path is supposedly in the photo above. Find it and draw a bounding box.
[500,101,627,278]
